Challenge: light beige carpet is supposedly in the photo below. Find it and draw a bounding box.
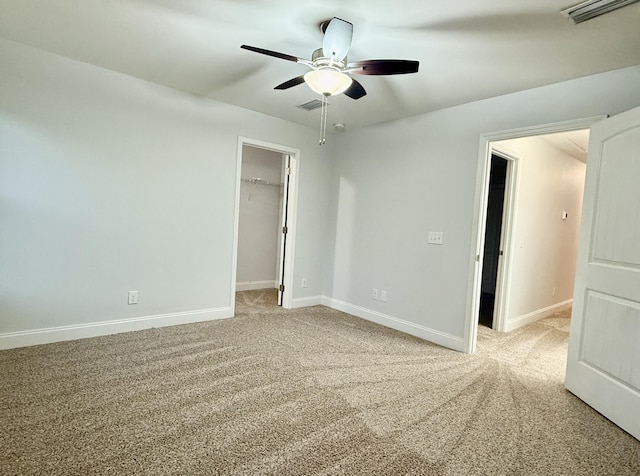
[1,291,639,475]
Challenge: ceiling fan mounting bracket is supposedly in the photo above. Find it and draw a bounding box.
[318,19,332,34]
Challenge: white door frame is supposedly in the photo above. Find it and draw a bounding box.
[231,137,300,312]
[463,116,605,353]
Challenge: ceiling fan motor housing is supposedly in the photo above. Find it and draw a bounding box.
[311,48,347,70]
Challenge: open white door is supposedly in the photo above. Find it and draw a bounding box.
[277,155,292,306]
[565,105,640,440]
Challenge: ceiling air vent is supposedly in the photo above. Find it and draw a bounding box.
[297,99,324,111]
[561,0,640,24]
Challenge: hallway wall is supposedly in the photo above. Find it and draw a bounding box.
[494,135,587,331]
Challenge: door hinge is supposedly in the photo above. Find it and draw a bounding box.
[499,250,504,256]
[279,284,285,292]
[476,254,480,262]
[285,167,291,175]
[282,226,288,234]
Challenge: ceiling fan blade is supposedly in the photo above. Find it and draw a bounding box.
[275,76,306,90]
[241,45,301,63]
[322,17,353,61]
[344,79,367,100]
[347,59,419,75]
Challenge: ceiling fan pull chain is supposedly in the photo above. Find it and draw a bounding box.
[319,93,329,145]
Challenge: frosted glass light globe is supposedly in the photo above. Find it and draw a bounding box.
[304,69,353,96]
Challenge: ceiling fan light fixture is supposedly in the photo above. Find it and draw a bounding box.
[304,69,353,96]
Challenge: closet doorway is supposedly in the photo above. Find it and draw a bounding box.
[478,154,510,329]
[232,138,299,310]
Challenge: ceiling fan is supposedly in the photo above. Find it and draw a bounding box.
[240,17,419,101]
[241,17,419,144]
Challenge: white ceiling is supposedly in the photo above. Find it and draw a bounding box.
[1,0,639,129]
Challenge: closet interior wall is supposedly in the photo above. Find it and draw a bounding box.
[236,145,285,291]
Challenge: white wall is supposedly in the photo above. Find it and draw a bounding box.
[494,136,587,331]
[0,38,332,347]
[323,65,640,351]
[3,35,640,353]
[236,146,283,289]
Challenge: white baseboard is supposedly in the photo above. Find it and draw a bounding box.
[290,296,323,308]
[0,307,233,350]
[321,297,464,352]
[236,281,278,292]
[505,299,573,332]
[1,297,469,352]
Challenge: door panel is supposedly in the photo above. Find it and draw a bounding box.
[581,291,640,390]
[591,129,640,265]
[566,105,640,440]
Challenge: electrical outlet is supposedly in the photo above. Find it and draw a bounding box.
[427,231,444,245]
[380,290,388,302]
[128,290,139,305]
[372,288,379,300]
[301,278,308,288]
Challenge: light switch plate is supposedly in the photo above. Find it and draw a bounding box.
[128,290,139,305]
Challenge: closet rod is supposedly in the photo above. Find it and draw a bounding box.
[241,178,284,187]
[244,177,284,201]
